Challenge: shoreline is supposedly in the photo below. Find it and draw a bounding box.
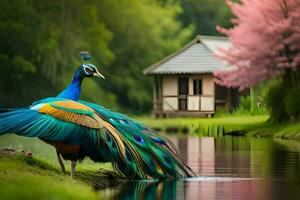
[138,115,300,141]
[247,121,300,141]
[137,115,268,136]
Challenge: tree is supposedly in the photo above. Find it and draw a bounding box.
[213,0,300,90]
[179,0,233,35]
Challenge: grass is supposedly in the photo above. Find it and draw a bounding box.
[0,135,124,199]
[0,152,117,200]
[0,134,113,170]
[136,115,269,136]
[248,121,300,141]
[137,115,300,141]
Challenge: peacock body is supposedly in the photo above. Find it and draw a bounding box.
[0,54,195,180]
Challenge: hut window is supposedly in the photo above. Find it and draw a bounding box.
[193,79,202,95]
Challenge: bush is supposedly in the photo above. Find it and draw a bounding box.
[284,87,300,120]
[264,82,288,122]
[214,106,230,117]
[238,95,252,111]
[234,89,267,116]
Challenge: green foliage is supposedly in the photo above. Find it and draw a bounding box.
[215,86,267,117]
[179,0,233,35]
[284,87,300,120]
[97,0,193,113]
[264,81,288,122]
[239,95,251,111]
[234,92,267,116]
[263,77,300,122]
[0,0,192,112]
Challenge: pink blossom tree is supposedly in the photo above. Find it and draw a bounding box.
[213,0,300,90]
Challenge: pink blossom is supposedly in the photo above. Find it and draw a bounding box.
[213,0,300,89]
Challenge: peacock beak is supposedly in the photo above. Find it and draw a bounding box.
[93,72,105,79]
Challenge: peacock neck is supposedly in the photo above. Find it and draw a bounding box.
[57,70,83,101]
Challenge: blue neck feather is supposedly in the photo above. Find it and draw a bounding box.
[57,70,83,101]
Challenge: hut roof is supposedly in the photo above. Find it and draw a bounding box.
[143,35,230,75]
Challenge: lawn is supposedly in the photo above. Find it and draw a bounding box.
[0,135,122,199]
[0,134,113,171]
[0,151,122,200]
[0,156,98,200]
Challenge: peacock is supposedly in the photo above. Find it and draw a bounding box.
[0,52,195,180]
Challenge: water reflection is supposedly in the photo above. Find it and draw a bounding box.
[104,136,300,200]
[114,181,177,200]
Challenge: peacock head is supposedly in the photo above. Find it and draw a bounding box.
[76,63,105,79]
[75,51,105,79]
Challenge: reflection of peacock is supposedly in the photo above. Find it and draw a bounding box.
[0,52,195,179]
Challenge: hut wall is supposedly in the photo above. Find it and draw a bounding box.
[160,74,216,113]
[202,77,214,95]
[162,76,178,111]
[162,76,177,96]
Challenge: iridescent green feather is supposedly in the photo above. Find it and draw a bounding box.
[80,100,196,179]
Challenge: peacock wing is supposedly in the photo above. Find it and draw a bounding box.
[0,98,127,163]
[0,98,103,141]
[34,99,104,129]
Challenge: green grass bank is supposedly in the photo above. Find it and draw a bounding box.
[137,115,269,136]
[0,149,122,200]
[137,115,300,141]
[248,121,300,141]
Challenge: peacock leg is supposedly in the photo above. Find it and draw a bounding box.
[56,150,66,174]
[70,161,77,178]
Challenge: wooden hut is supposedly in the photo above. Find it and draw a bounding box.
[143,35,239,118]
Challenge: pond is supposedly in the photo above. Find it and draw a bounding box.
[1,135,300,199]
[101,136,300,200]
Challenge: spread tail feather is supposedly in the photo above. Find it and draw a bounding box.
[81,100,197,179]
[105,122,196,179]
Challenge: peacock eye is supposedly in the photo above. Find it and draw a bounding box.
[84,66,94,74]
